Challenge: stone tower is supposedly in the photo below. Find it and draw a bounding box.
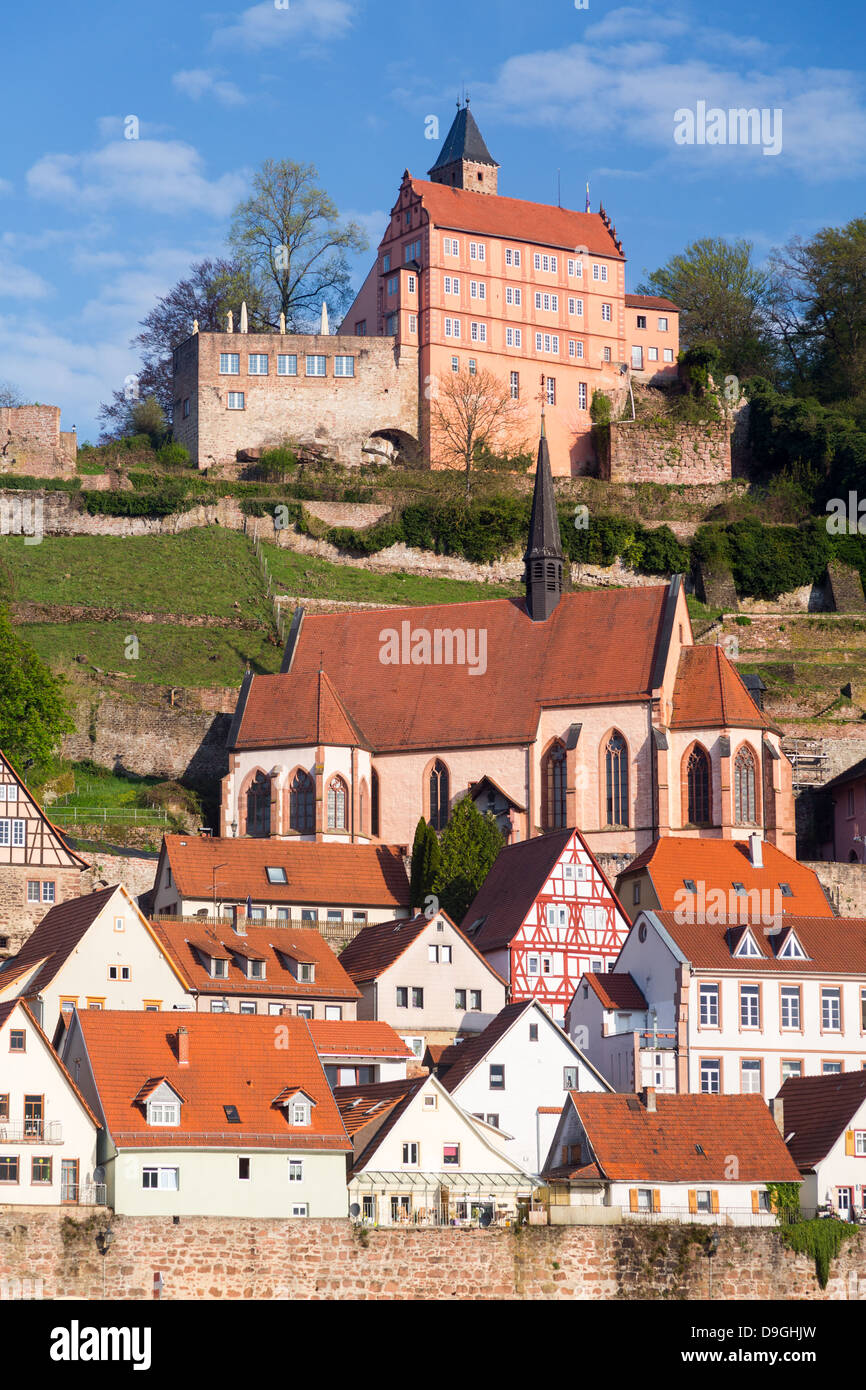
[428,100,499,194]
[524,417,564,622]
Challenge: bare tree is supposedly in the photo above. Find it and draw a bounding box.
[0,381,24,407]
[426,368,528,496]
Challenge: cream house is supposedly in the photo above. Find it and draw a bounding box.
[0,998,101,1207]
[777,1072,866,1219]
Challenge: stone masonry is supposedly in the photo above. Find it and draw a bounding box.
[0,405,77,473]
[599,419,731,484]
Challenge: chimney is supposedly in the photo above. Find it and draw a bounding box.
[177,1027,189,1066]
[642,1086,657,1113]
[231,904,246,936]
[769,1096,784,1136]
[749,831,763,869]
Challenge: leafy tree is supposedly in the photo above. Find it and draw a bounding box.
[433,796,504,924]
[0,607,73,782]
[98,257,266,438]
[128,396,168,447]
[427,368,528,497]
[228,159,368,329]
[409,817,441,912]
[638,237,777,379]
[0,381,24,407]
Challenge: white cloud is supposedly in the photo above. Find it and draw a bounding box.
[0,254,54,301]
[172,69,247,107]
[210,0,354,52]
[26,138,249,217]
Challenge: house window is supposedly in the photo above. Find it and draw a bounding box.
[291,1101,310,1126]
[397,987,408,1008]
[324,1006,342,1021]
[686,746,711,825]
[334,356,355,377]
[489,1064,505,1090]
[648,347,658,361]
[822,988,841,1031]
[528,955,539,975]
[563,1066,578,1089]
[142,1168,179,1191]
[455,988,467,1009]
[470,990,482,1011]
[227,392,245,410]
[781,1059,802,1081]
[108,965,131,981]
[428,944,439,963]
[741,1059,762,1093]
[700,1059,721,1094]
[291,1203,309,1218]
[246,771,271,838]
[699,983,719,1027]
[276,353,299,377]
[529,1023,539,1041]
[429,759,449,831]
[663,348,674,362]
[636,1188,653,1210]
[604,732,629,827]
[210,998,229,1012]
[441,945,451,964]
[443,1144,460,1165]
[402,1142,419,1167]
[327,776,348,831]
[238,1157,250,1180]
[658,317,668,331]
[781,986,801,1029]
[734,747,757,824]
[9,1030,25,1052]
[695,1189,712,1213]
[0,1157,19,1183]
[740,984,760,1028]
[182,398,190,418]
[355,320,367,336]
[289,1159,303,1182]
[31,1156,52,1184]
[601,304,612,322]
[219,353,240,375]
[246,959,265,980]
[306,356,327,377]
[239,1002,256,1015]
[297,1005,313,1019]
[411,987,424,1008]
[542,740,567,831]
[248,354,268,375]
[631,346,644,371]
[823,1061,842,1074]
[289,770,315,833]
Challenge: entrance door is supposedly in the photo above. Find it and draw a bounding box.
[24,1095,43,1139]
[61,1159,79,1205]
[631,346,644,370]
[837,1187,854,1219]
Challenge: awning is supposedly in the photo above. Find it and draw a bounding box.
[350,1171,538,1191]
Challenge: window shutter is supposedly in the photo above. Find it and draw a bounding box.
[629,1188,638,1212]
[562,1146,568,1165]
[846,1130,856,1156]
[751,1190,759,1214]
[710,1191,719,1214]
[652,1189,661,1213]
[688,1189,697,1214]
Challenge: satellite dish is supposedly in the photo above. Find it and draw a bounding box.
[94,1167,105,1183]
[349,1202,361,1219]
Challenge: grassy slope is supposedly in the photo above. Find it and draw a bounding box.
[263,542,519,605]
[22,622,283,687]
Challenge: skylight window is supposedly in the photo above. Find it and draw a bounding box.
[779,883,793,898]
[732,882,746,895]
[683,879,697,893]
[224,1105,241,1124]
[266,867,288,884]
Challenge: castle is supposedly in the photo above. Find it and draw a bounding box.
[171,104,679,477]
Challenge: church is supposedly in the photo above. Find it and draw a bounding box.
[220,428,794,859]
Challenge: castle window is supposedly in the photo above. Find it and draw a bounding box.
[469,242,485,261]
[734,747,757,825]
[305,356,327,376]
[182,398,190,418]
[277,354,298,375]
[248,354,268,375]
[603,347,611,361]
[386,314,398,336]
[568,258,582,277]
[636,315,647,330]
[506,328,522,347]
[470,322,487,343]
[546,378,556,406]
[246,772,271,838]
[444,276,459,295]
[601,304,612,322]
[443,237,459,256]
[371,768,380,837]
[409,315,417,334]
[289,770,315,834]
[407,275,416,294]
[470,281,486,300]
[405,239,421,262]
[578,383,587,410]
[510,371,520,399]
[227,392,245,410]
[542,741,567,831]
[505,287,521,306]
[327,777,348,832]
[604,733,629,828]
[429,760,450,832]
[469,359,477,375]
[592,264,608,282]
[334,356,355,378]
[686,745,711,826]
[444,318,461,339]
[219,353,240,375]
[387,275,399,295]
[658,317,669,331]
[382,253,391,271]
[451,356,459,372]
[355,321,366,336]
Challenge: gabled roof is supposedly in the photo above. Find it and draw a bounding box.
[409,177,623,259]
[618,837,832,919]
[556,1092,800,1183]
[778,1071,866,1171]
[75,1011,350,1151]
[335,1077,426,1161]
[0,749,89,870]
[338,911,503,986]
[0,999,100,1128]
[158,835,410,909]
[436,999,609,1094]
[582,972,648,1011]
[151,920,360,1000]
[234,587,673,754]
[624,293,679,312]
[0,885,125,998]
[648,910,866,974]
[428,104,498,171]
[308,1020,413,1059]
[671,646,773,729]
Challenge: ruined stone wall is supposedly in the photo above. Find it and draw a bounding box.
[0,406,76,472]
[600,420,731,485]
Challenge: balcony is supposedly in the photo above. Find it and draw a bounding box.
[0,1121,62,1144]
[64,1183,107,1206]
[153,914,368,947]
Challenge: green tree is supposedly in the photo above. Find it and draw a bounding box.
[0,607,73,782]
[229,159,368,329]
[127,396,168,446]
[409,817,441,912]
[638,237,776,378]
[433,796,504,924]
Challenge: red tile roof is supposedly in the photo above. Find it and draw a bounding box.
[75,1010,351,1150]
[150,920,360,1000]
[159,835,410,909]
[671,646,772,730]
[777,1071,866,1171]
[232,588,671,753]
[338,911,504,986]
[465,828,628,949]
[0,885,133,998]
[411,178,624,258]
[624,294,680,312]
[651,910,866,973]
[558,1093,800,1182]
[436,1001,535,1091]
[583,972,648,1011]
[619,837,832,918]
[308,1020,413,1059]
[334,1078,424,1156]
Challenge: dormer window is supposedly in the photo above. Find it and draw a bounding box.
[731,882,746,895]
[211,958,228,979]
[291,1101,310,1126]
[147,1100,180,1127]
[779,933,806,959]
[734,931,762,958]
[683,879,697,893]
[779,883,793,898]
[298,962,314,983]
[247,959,265,981]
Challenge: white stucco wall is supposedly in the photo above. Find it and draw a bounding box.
[107,1146,349,1218]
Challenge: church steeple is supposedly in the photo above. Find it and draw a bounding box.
[428,99,499,195]
[524,414,564,622]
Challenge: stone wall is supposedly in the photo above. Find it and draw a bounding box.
[79,850,159,904]
[599,420,731,485]
[63,691,231,788]
[0,866,83,958]
[0,405,76,472]
[806,860,866,917]
[1,1210,864,1301]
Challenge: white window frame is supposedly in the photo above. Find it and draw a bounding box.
[288,1159,303,1182]
[305,355,327,377]
[227,392,245,410]
[219,353,240,375]
[248,354,268,375]
[277,354,298,376]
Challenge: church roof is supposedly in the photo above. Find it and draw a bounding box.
[670,646,772,729]
[409,178,624,259]
[429,104,498,172]
[524,424,563,564]
[229,587,672,753]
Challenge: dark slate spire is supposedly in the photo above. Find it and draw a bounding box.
[524,414,564,622]
[428,101,499,193]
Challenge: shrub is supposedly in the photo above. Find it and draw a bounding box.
[156,441,191,470]
[257,446,298,482]
[590,390,612,425]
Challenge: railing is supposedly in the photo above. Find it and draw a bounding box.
[64,1183,107,1206]
[0,1122,62,1143]
[49,806,168,826]
[151,914,368,946]
[626,1205,796,1228]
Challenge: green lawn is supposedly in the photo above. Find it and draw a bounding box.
[263,543,519,606]
[1,530,271,621]
[22,621,283,687]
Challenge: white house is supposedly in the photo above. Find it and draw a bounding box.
[568,909,866,1100]
[335,1073,537,1226]
[0,998,101,1207]
[434,1000,611,1173]
[307,1020,414,1088]
[61,1010,351,1218]
[542,1088,801,1225]
[777,1071,866,1219]
[0,884,189,1040]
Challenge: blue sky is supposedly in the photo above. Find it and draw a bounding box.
[2,0,864,441]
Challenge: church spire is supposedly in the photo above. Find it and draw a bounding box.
[428,100,499,194]
[524,415,564,622]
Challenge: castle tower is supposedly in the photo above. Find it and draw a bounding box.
[524,417,564,622]
[428,100,499,194]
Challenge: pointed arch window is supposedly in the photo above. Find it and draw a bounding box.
[327,777,348,832]
[289,770,315,834]
[542,741,567,831]
[429,760,450,832]
[734,747,757,825]
[686,746,711,826]
[246,772,271,838]
[605,732,629,828]
[371,768,380,838]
